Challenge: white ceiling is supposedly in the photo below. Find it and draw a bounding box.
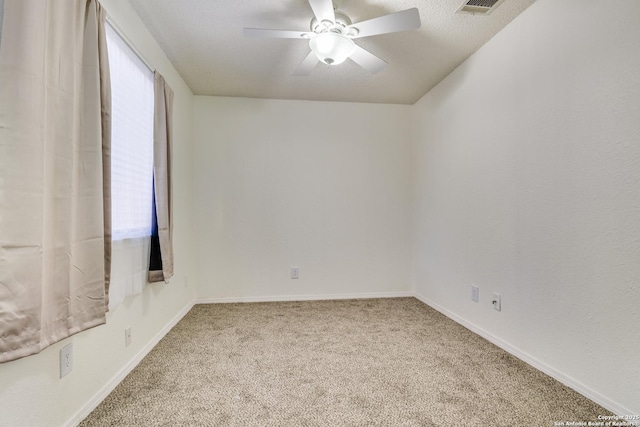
[127,0,536,105]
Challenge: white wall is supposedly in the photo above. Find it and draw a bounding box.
[193,97,413,300]
[412,0,640,415]
[0,1,196,426]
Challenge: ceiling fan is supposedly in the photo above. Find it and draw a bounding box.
[243,0,421,76]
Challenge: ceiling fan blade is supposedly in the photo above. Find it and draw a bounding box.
[243,28,311,39]
[308,0,335,24]
[348,8,421,38]
[293,51,320,76]
[349,45,387,74]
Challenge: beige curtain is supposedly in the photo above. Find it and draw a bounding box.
[0,0,111,363]
[0,0,4,48]
[148,72,174,283]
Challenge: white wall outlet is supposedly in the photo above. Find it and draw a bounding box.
[125,327,132,347]
[471,285,479,302]
[291,267,299,279]
[60,343,73,378]
[492,293,501,311]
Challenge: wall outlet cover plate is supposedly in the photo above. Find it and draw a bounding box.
[492,292,501,311]
[471,285,479,302]
[60,343,73,378]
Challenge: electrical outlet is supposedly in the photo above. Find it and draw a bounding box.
[291,267,299,279]
[492,293,501,311]
[60,343,73,378]
[125,327,132,347]
[471,285,479,302]
[184,274,189,287]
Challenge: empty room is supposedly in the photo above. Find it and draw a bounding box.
[0,0,638,426]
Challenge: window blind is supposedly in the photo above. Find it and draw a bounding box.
[106,22,154,240]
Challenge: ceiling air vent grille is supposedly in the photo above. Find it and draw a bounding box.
[457,0,505,15]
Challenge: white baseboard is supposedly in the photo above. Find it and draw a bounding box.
[413,292,638,422]
[66,300,195,427]
[195,291,414,304]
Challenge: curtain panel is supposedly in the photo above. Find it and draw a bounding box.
[0,0,5,48]
[0,0,111,363]
[148,72,174,283]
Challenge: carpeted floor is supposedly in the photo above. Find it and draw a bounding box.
[80,298,610,426]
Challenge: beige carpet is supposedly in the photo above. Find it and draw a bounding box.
[81,298,609,426]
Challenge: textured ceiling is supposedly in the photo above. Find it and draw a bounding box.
[127,0,536,105]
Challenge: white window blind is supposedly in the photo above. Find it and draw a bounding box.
[106,22,154,240]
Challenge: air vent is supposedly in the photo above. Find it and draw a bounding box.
[457,0,505,15]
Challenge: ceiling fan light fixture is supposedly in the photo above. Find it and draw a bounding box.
[309,32,355,65]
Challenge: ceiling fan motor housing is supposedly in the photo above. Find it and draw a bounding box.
[310,12,354,35]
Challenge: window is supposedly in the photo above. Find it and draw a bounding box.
[106,22,154,240]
